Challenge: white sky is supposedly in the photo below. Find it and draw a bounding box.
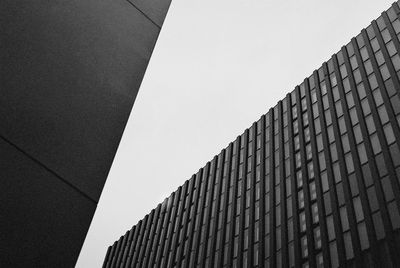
[77,0,394,266]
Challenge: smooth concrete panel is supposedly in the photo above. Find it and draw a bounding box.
[128,0,172,27]
[0,0,160,201]
[0,138,96,267]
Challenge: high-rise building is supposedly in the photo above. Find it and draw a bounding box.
[103,2,400,267]
[0,0,171,266]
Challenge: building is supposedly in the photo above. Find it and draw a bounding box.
[0,0,171,267]
[103,1,400,267]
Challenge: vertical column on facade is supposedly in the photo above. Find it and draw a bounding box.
[136,210,156,267]
[168,181,189,267]
[246,123,257,268]
[385,3,400,69]
[110,235,123,267]
[215,143,233,267]
[209,147,229,267]
[237,130,249,267]
[115,230,129,267]
[286,94,301,268]
[266,109,275,268]
[127,218,145,266]
[181,171,202,268]
[162,187,183,267]
[370,21,400,206]
[102,245,111,267]
[382,12,400,97]
[104,240,116,267]
[304,75,331,267]
[333,49,380,267]
[198,158,217,267]
[295,85,316,267]
[190,163,211,267]
[323,61,363,266]
[124,222,139,267]
[174,176,195,266]
[127,219,144,266]
[199,153,222,267]
[332,47,379,267]
[313,69,347,267]
[154,193,175,267]
[343,39,396,266]
[258,115,266,267]
[147,201,167,268]
[278,101,288,268]
[122,225,136,267]
[392,2,400,17]
[354,31,400,266]
[141,205,161,268]
[132,215,149,266]
[226,137,240,268]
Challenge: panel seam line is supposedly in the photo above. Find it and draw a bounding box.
[125,0,161,29]
[0,134,97,204]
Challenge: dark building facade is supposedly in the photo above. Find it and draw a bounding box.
[0,0,171,267]
[104,2,400,267]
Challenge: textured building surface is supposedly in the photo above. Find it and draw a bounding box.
[104,2,400,267]
[0,0,171,267]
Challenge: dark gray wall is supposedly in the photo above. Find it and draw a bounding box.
[0,0,171,266]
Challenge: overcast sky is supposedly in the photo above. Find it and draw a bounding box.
[76,0,394,266]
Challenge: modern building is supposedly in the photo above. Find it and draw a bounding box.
[0,0,171,267]
[104,1,400,268]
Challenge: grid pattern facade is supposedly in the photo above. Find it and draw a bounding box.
[103,2,400,267]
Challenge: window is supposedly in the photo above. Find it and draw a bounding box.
[340,207,350,232]
[368,73,378,90]
[367,187,379,212]
[382,176,394,202]
[324,193,332,216]
[330,241,339,268]
[360,46,369,61]
[388,201,400,229]
[350,108,358,125]
[373,212,386,240]
[366,115,376,134]
[312,203,319,224]
[364,59,373,74]
[342,134,350,153]
[345,153,354,174]
[344,232,354,260]
[373,89,384,106]
[337,183,345,206]
[353,197,364,222]
[384,124,396,145]
[301,236,308,258]
[349,174,359,197]
[387,41,396,57]
[371,38,380,52]
[358,222,370,250]
[357,83,366,99]
[378,106,389,125]
[327,215,335,241]
[380,64,390,81]
[321,171,329,192]
[310,181,317,200]
[299,190,305,209]
[314,227,322,249]
[371,133,382,155]
[346,92,355,108]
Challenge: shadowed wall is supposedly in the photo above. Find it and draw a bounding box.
[0,0,171,266]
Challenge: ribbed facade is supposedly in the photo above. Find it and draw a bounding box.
[103,2,400,267]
